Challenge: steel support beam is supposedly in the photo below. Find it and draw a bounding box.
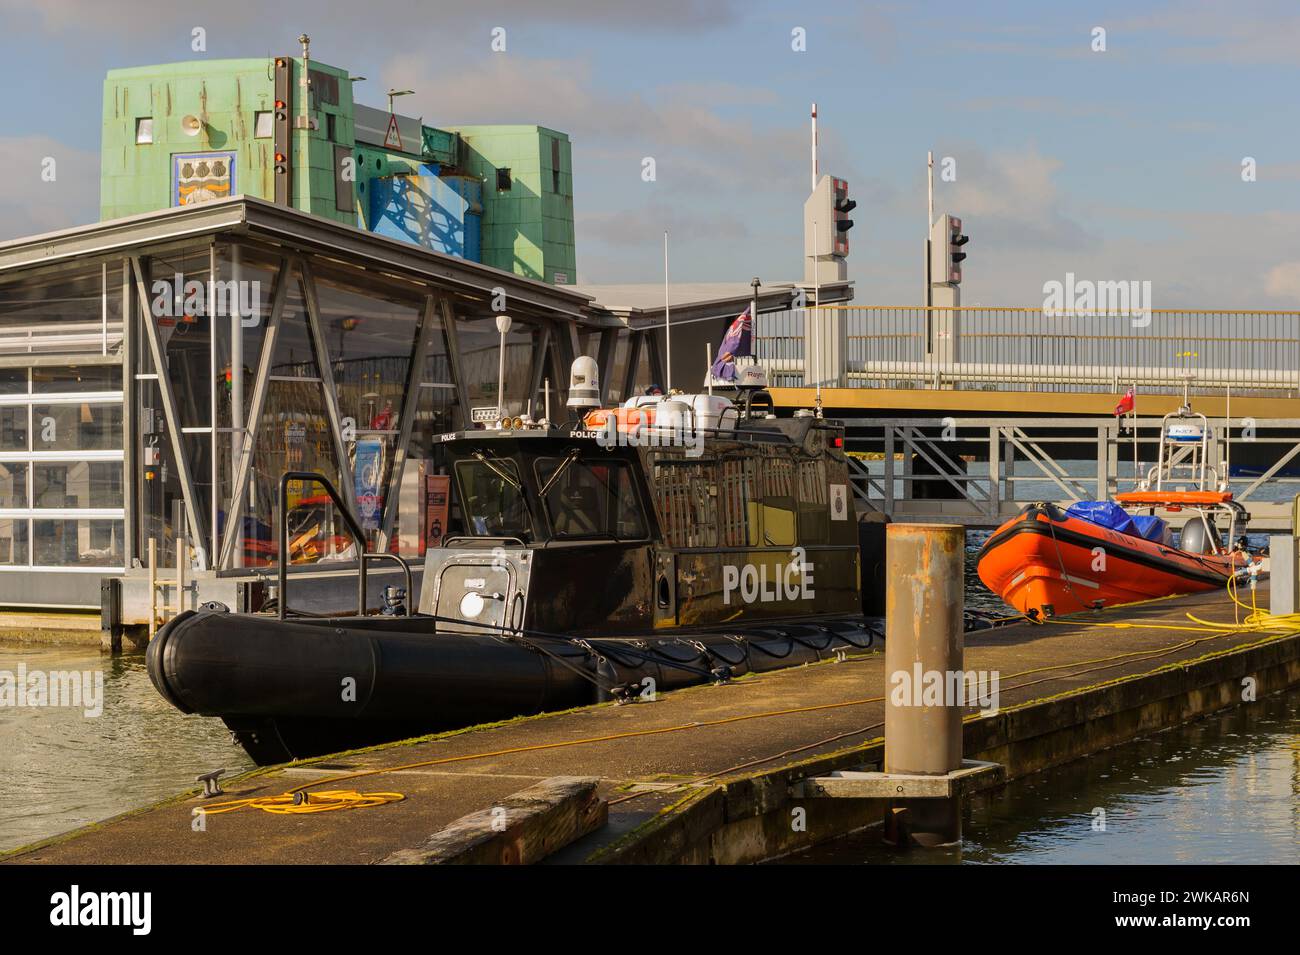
[216,256,291,570]
[623,330,644,401]
[439,294,473,428]
[130,255,209,569]
[298,257,358,513]
[528,321,553,417]
[596,328,617,404]
[378,294,437,551]
[121,259,138,568]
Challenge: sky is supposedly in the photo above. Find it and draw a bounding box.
[0,0,1298,308]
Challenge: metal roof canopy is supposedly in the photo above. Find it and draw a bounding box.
[573,280,855,330]
[0,195,597,323]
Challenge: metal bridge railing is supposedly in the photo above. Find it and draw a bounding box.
[840,416,1300,530]
[755,307,1300,395]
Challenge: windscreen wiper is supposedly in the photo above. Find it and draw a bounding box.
[473,451,521,491]
[539,448,582,497]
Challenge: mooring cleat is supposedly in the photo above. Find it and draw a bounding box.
[196,769,226,798]
[608,684,636,704]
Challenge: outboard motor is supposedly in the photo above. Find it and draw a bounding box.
[1180,516,1219,554]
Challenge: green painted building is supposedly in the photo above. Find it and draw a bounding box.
[100,49,576,284]
[445,125,577,284]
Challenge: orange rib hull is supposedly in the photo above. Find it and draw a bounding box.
[978,505,1246,617]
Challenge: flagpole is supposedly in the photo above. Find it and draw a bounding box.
[1224,384,1231,491]
[813,218,822,416]
[664,230,672,394]
[1132,381,1139,490]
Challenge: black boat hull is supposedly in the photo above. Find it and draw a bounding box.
[147,606,883,764]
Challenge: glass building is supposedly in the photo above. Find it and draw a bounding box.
[0,196,664,617]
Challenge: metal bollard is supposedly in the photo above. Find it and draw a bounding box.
[1269,534,1296,616]
[884,523,964,847]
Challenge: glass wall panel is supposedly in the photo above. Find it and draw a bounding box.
[0,407,28,451]
[31,403,122,452]
[0,463,27,508]
[32,366,122,393]
[32,462,122,509]
[0,519,28,565]
[0,369,27,394]
[0,258,123,355]
[606,330,632,403]
[313,271,421,543]
[250,378,345,565]
[212,243,284,566]
[396,311,459,558]
[239,276,345,565]
[0,356,125,570]
[32,519,123,567]
[135,374,187,567]
[456,318,543,418]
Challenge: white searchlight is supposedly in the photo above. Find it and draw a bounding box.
[567,356,600,411]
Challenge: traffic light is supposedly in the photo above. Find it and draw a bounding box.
[273,55,293,205]
[832,177,855,256]
[929,213,968,285]
[804,174,855,263]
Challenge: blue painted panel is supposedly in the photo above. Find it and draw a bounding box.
[367,172,481,261]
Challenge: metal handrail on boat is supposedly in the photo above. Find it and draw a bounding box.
[276,471,412,621]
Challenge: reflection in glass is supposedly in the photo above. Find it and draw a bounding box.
[0,463,27,508]
[32,462,122,509]
[32,519,123,567]
[0,519,28,565]
[31,404,122,452]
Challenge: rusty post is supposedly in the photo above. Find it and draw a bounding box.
[884,523,965,847]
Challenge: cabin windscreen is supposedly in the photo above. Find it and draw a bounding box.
[534,456,647,541]
[453,458,532,540]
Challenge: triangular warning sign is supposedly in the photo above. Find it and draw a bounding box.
[384,113,403,150]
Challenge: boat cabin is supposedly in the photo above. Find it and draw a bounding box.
[420,390,862,639]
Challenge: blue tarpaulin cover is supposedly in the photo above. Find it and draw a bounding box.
[1065,501,1137,536]
[1065,501,1171,545]
[1131,514,1172,544]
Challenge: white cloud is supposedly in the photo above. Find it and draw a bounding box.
[1265,262,1300,302]
[0,136,99,242]
[940,145,1096,254]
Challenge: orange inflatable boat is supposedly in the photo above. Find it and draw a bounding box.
[977,495,1251,618]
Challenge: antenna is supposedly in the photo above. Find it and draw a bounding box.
[927,150,934,233]
[664,230,672,393]
[495,314,512,418]
[810,103,818,192]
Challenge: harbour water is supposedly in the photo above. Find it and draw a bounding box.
[0,644,251,854]
[781,686,1300,864]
